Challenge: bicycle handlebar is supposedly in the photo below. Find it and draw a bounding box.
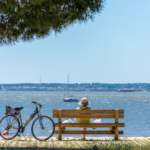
[31,101,42,107]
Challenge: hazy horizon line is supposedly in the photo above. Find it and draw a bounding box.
[0,82,150,84]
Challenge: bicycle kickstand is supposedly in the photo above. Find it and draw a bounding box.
[21,132,27,141]
[18,128,27,141]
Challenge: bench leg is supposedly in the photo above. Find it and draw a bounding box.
[115,127,118,140]
[58,126,62,140]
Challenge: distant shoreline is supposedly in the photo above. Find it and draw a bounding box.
[0,90,149,92]
[1,83,150,92]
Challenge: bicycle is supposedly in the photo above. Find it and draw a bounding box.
[0,101,55,141]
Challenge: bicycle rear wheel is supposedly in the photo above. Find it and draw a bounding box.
[31,116,55,141]
[0,115,20,140]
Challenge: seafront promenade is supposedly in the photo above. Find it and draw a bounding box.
[0,136,150,149]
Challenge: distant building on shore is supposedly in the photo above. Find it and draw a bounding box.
[118,88,142,92]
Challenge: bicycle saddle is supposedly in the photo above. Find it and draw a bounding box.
[15,107,24,111]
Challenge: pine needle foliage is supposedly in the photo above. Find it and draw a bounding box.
[0,0,105,45]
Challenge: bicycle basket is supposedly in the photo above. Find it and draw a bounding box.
[6,106,19,115]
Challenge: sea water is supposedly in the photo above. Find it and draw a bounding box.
[0,91,150,137]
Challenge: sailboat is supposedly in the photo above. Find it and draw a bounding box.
[63,75,79,102]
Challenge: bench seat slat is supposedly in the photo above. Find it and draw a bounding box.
[54,130,123,134]
[53,114,124,118]
[55,123,124,128]
[53,109,124,113]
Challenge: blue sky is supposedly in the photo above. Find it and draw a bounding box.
[0,0,150,84]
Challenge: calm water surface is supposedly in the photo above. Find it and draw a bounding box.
[0,91,150,137]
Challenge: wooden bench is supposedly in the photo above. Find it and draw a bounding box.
[53,109,124,140]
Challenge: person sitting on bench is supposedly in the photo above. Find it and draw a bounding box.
[75,97,91,140]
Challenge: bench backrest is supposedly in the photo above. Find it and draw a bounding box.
[53,109,124,123]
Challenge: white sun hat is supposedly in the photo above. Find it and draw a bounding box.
[78,97,90,106]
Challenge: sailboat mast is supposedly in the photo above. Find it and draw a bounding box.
[67,75,69,95]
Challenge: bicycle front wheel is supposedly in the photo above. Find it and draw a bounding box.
[31,116,55,141]
[0,115,20,140]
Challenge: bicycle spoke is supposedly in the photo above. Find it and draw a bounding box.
[0,115,20,140]
[32,116,55,141]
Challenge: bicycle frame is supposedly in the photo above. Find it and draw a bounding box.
[7,105,41,132]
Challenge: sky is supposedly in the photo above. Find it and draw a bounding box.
[0,0,150,84]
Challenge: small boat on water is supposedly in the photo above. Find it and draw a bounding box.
[63,95,79,102]
[63,75,79,102]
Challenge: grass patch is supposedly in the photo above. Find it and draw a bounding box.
[27,139,31,147]
[0,137,150,150]
[50,138,54,142]
[143,135,148,138]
